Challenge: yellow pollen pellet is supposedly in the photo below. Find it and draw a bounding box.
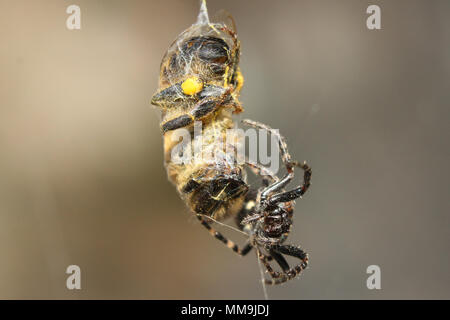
[236,71,244,92]
[181,77,203,95]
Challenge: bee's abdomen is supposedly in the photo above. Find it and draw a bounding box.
[183,171,248,220]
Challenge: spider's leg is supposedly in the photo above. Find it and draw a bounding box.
[241,161,278,225]
[245,161,278,187]
[275,244,308,261]
[258,249,292,279]
[196,215,253,256]
[267,161,312,205]
[242,119,292,167]
[264,245,309,285]
[269,249,290,272]
[242,119,300,201]
[260,171,294,202]
[257,249,286,281]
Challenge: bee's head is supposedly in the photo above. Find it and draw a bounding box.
[152,7,242,108]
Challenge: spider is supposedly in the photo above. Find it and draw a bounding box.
[199,119,312,285]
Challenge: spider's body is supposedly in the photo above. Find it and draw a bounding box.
[151,1,312,285]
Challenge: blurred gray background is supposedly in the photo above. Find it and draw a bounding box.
[0,0,449,299]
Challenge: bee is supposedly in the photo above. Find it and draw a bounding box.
[151,0,312,285]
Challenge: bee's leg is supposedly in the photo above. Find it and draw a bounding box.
[161,99,217,133]
[263,245,309,285]
[161,96,232,133]
[160,83,236,133]
[196,215,253,256]
[151,82,183,107]
[161,114,194,133]
[190,99,221,121]
[153,82,226,109]
[267,161,312,205]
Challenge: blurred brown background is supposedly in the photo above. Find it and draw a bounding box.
[0,0,449,299]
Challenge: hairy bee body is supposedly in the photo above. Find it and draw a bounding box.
[164,112,248,221]
[152,6,247,221]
